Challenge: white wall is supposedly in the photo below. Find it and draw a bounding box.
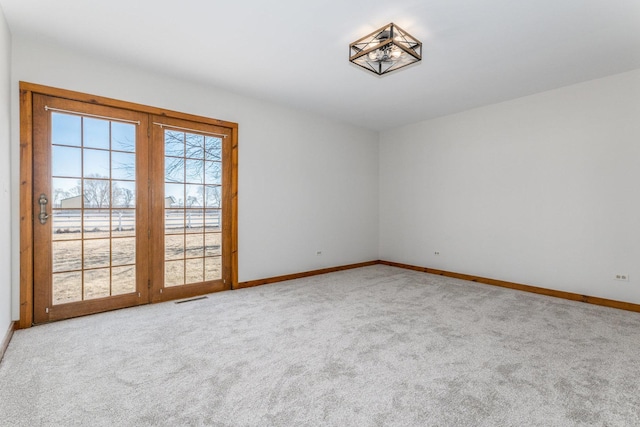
[380,69,640,304]
[11,34,639,321]
[10,37,379,318]
[0,6,12,333]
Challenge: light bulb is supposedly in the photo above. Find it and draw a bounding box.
[390,48,402,59]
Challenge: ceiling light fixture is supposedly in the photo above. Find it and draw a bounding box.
[349,23,422,76]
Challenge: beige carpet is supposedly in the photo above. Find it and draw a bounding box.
[1,265,640,426]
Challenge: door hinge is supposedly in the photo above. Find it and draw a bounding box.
[147,126,151,138]
[148,279,151,289]
[148,229,150,238]
[45,307,49,314]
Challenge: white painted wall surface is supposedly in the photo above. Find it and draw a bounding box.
[10,37,379,318]
[380,69,640,303]
[0,6,12,333]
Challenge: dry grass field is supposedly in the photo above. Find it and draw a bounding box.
[52,217,221,305]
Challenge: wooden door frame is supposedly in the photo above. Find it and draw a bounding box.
[32,94,152,323]
[19,82,239,328]
[149,114,234,302]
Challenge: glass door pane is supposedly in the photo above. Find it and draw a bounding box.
[163,130,223,287]
[50,112,138,303]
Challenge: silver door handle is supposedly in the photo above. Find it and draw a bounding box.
[38,194,50,224]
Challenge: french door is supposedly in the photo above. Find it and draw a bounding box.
[31,93,234,323]
[149,115,232,303]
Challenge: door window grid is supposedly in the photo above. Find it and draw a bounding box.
[50,112,137,304]
[164,130,222,287]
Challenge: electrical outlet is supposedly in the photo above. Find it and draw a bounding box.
[434,251,440,255]
[614,274,629,281]
[316,250,322,256]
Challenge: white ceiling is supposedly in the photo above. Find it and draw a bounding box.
[1,0,640,131]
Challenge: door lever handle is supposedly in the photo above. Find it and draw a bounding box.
[38,194,50,225]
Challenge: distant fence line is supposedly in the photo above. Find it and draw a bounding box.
[52,210,221,234]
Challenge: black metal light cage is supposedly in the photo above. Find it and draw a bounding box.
[349,23,422,76]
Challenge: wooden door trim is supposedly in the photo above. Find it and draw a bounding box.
[19,82,239,328]
[19,87,34,329]
[19,82,238,130]
[230,125,238,289]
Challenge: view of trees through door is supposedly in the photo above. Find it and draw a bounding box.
[25,86,237,324]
